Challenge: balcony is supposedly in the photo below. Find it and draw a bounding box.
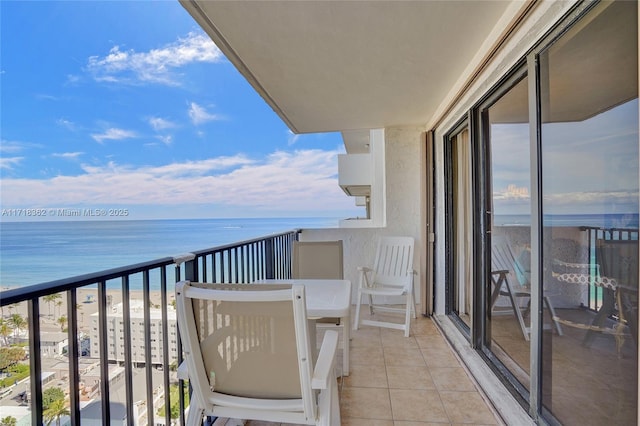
[0,230,500,425]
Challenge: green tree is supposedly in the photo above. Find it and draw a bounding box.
[42,294,62,317]
[0,416,17,426]
[0,347,26,370]
[7,314,26,339]
[43,398,69,426]
[57,316,67,332]
[0,320,11,346]
[42,387,65,411]
[157,383,189,419]
[55,300,63,319]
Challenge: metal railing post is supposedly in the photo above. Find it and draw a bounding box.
[265,238,275,279]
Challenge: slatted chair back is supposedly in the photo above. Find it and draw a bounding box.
[372,236,414,290]
[176,281,329,425]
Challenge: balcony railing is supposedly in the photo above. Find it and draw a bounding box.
[582,226,639,312]
[0,229,299,426]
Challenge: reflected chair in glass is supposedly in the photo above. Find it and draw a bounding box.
[557,239,638,356]
[491,237,563,341]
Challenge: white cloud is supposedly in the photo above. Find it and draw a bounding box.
[544,190,639,207]
[148,117,176,131]
[57,118,77,131]
[0,157,24,170]
[156,135,173,146]
[52,152,83,159]
[188,102,220,125]
[86,32,223,86]
[66,74,80,85]
[91,128,137,143]
[0,140,42,153]
[36,94,60,101]
[493,184,530,201]
[0,149,353,215]
[1,141,24,154]
[287,130,300,146]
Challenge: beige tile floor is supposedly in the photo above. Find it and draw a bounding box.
[238,310,503,426]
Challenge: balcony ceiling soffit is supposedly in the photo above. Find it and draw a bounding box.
[180,0,513,134]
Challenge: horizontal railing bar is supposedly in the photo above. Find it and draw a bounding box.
[190,229,302,257]
[0,257,175,306]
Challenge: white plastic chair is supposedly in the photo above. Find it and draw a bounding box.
[353,236,416,337]
[491,237,563,340]
[175,281,340,426]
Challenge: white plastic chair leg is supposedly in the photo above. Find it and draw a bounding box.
[353,289,362,331]
[185,396,205,426]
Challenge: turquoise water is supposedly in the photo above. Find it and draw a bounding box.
[0,217,339,288]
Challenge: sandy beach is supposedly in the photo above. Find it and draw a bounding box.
[2,288,174,333]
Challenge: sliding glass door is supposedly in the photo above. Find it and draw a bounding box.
[462,2,639,423]
[537,2,638,423]
[483,72,532,392]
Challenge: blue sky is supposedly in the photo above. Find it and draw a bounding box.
[0,1,359,221]
[490,97,639,218]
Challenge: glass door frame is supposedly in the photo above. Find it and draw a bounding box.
[472,63,532,403]
[469,1,620,422]
[443,116,473,338]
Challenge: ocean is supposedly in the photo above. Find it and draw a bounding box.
[0,217,340,289]
[494,213,639,229]
[1,214,637,290]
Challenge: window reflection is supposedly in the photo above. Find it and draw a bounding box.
[539,2,638,424]
[488,75,531,391]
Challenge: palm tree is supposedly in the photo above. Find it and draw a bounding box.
[57,316,67,332]
[8,314,26,339]
[0,320,11,346]
[0,416,17,426]
[43,294,61,317]
[76,304,84,325]
[43,399,70,426]
[6,304,15,317]
[55,300,63,319]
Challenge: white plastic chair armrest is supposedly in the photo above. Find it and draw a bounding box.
[312,330,339,390]
[357,266,371,272]
[177,361,189,381]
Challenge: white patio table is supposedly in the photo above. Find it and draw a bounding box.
[254,279,351,376]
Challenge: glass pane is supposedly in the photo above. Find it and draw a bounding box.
[488,75,531,390]
[539,2,638,424]
[452,129,473,327]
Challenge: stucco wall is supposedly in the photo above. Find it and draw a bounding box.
[302,126,424,306]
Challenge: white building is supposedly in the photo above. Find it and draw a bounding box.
[90,301,178,366]
[40,332,68,357]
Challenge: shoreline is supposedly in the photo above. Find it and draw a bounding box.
[1,289,173,334]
